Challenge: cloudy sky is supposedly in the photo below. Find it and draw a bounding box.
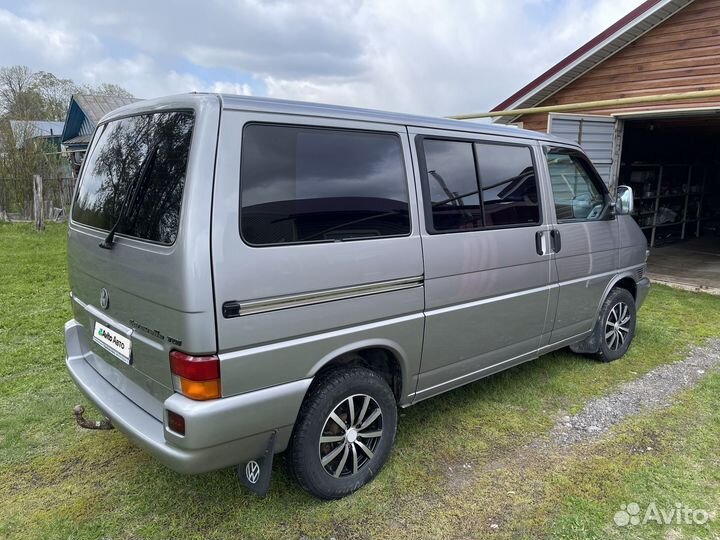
[0,0,644,116]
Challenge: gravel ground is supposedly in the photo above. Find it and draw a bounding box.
[550,339,720,447]
[445,339,720,502]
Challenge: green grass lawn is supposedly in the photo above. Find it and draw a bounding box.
[1,222,720,539]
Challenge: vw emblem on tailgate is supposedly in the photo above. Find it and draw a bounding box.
[245,461,260,484]
[100,288,110,310]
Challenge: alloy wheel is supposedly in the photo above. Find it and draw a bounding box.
[318,394,383,478]
[605,301,631,351]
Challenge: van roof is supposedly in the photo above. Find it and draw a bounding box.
[101,93,575,146]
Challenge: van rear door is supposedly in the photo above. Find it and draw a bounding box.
[67,96,220,417]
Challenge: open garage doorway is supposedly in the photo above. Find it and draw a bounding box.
[618,113,720,293]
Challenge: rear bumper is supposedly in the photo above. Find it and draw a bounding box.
[65,319,310,474]
[636,277,651,310]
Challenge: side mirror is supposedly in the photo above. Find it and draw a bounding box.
[615,185,634,215]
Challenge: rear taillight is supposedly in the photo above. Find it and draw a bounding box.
[170,350,221,400]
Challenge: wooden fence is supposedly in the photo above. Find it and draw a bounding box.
[0,176,75,222]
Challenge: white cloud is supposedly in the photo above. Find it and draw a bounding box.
[80,54,254,97]
[0,8,94,67]
[81,55,196,96]
[209,81,253,96]
[1,0,646,115]
[261,0,646,115]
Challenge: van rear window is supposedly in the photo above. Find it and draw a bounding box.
[72,111,194,245]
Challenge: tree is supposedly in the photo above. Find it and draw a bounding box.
[86,83,134,99]
[0,65,134,121]
[0,65,43,119]
[0,119,66,216]
[0,65,134,217]
[34,71,78,121]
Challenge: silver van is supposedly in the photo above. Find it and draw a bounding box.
[65,93,650,499]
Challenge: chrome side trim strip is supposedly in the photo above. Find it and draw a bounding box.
[223,276,424,318]
[220,312,424,361]
[425,282,554,317]
[424,263,645,317]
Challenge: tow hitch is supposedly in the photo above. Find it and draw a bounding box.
[73,405,114,430]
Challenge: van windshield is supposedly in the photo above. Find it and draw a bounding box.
[72,111,194,245]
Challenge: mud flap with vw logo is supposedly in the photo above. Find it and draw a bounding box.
[237,431,276,497]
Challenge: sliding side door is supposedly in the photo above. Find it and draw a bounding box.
[410,128,555,401]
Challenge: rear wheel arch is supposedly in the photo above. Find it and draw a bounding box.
[307,343,407,404]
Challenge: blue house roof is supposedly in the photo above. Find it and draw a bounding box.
[62,94,140,150]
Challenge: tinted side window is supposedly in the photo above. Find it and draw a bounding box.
[475,143,540,227]
[72,112,194,245]
[422,139,482,231]
[240,125,410,245]
[546,150,607,221]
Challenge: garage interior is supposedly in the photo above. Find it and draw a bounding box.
[618,113,720,292]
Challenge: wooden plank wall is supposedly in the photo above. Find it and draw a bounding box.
[517,0,720,132]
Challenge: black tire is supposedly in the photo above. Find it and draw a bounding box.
[594,287,637,362]
[289,367,397,500]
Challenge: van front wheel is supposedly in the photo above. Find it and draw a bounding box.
[290,367,397,499]
[595,287,637,362]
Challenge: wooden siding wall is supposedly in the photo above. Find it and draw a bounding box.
[517,0,720,132]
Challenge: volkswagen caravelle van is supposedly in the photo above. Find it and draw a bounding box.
[65,93,649,499]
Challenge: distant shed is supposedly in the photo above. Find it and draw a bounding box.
[8,120,65,150]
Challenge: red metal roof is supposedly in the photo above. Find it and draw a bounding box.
[492,0,666,112]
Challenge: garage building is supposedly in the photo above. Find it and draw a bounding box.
[492,0,720,291]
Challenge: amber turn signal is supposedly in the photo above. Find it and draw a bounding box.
[179,377,221,400]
